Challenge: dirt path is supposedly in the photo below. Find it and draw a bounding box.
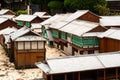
[0,45,66,80]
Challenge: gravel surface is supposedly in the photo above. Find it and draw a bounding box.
[0,45,66,80]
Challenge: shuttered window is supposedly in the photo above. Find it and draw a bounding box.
[42,26,47,38]
[17,21,23,26]
[72,35,83,46]
[72,35,99,47]
[61,32,67,40]
[32,42,37,49]
[38,42,44,49]
[52,30,59,38]
[18,42,24,50]
[25,22,30,27]
[25,42,30,49]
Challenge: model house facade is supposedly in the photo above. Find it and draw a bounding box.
[33,12,51,20]
[46,10,107,55]
[36,52,120,80]
[99,27,120,53]
[0,17,19,30]
[8,27,46,68]
[14,14,44,28]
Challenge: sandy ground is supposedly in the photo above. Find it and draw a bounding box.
[0,45,66,80]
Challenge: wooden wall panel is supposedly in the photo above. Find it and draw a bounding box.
[100,38,120,53]
[17,53,25,68]
[31,17,43,23]
[79,12,99,23]
[15,52,45,68]
[25,53,31,67]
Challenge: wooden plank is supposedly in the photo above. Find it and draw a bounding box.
[51,75,53,80]
[65,74,67,80]
[104,69,106,80]
[25,52,31,67]
[30,52,36,67]
[17,53,25,68]
[78,72,80,80]
[116,67,118,80]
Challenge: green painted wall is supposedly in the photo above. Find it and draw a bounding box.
[61,32,67,40]
[42,26,48,38]
[25,22,30,27]
[17,21,23,26]
[72,35,99,47]
[52,30,59,38]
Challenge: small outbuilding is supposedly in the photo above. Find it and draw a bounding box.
[33,12,51,20]
[31,23,42,34]
[100,16,120,29]
[99,27,120,53]
[9,27,46,68]
[0,27,17,47]
[0,9,16,15]
[0,17,19,30]
[14,14,44,28]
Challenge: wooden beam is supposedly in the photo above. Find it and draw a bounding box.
[104,69,106,80]
[72,73,74,80]
[51,75,53,80]
[78,72,80,80]
[116,67,118,80]
[65,74,67,80]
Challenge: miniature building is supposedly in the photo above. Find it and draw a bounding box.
[106,0,120,13]
[47,10,107,55]
[14,14,44,28]
[100,16,120,29]
[36,52,120,80]
[0,27,17,47]
[99,27,120,53]
[58,20,106,55]
[31,23,42,34]
[9,27,46,68]
[33,12,51,20]
[0,17,19,30]
[0,15,15,20]
[41,14,69,47]
[0,9,16,15]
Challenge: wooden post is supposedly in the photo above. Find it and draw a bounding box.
[78,72,80,80]
[104,69,106,80]
[72,73,74,80]
[116,67,118,80]
[51,75,53,80]
[65,74,67,80]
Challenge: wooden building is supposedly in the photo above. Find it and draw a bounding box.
[0,27,17,47]
[58,20,106,55]
[36,51,120,80]
[0,9,16,15]
[14,14,44,28]
[0,15,15,20]
[48,10,107,55]
[0,17,19,48]
[41,14,71,47]
[106,0,120,13]
[99,27,120,53]
[9,27,46,68]
[100,16,120,29]
[0,17,19,30]
[31,23,42,34]
[33,12,51,20]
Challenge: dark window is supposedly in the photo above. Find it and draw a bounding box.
[80,51,84,55]
[52,74,64,80]
[88,50,94,54]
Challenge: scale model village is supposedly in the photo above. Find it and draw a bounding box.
[0,1,120,80]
